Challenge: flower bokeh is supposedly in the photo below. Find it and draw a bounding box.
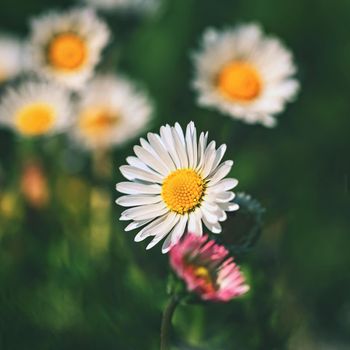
[169,233,249,301]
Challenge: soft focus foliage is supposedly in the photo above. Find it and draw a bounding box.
[0,0,349,349]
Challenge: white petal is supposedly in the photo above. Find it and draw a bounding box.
[134,145,169,176]
[146,214,180,250]
[185,122,195,168]
[172,125,188,168]
[126,156,149,171]
[187,209,203,236]
[207,160,233,186]
[219,202,239,212]
[134,215,168,242]
[160,125,181,168]
[116,195,162,207]
[125,219,153,232]
[201,141,216,177]
[116,182,161,195]
[161,214,188,253]
[207,191,235,203]
[202,215,222,234]
[120,165,163,183]
[208,178,238,192]
[121,202,168,221]
[208,144,227,176]
[147,133,176,171]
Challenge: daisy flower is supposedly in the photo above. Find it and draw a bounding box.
[169,233,249,301]
[116,122,239,253]
[192,23,299,127]
[0,81,72,137]
[29,8,110,90]
[82,0,159,14]
[0,35,25,83]
[72,74,153,150]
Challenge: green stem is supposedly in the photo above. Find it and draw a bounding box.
[160,294,180,350]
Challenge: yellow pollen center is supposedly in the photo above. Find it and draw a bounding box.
[79,107,119,137]
[15,103,56,136]
[193,266,216,292]
[162,169,205,215]
[48,33,87,70]
[217,61,262,101]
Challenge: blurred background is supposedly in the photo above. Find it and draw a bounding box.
[0,0,349,349]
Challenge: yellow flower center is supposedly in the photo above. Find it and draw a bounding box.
[15,103,56,136]
[193,266,216,292]
[217,61,262,102]
[79,106,119,137]
[161,169,205,215]
[48,33,87,71]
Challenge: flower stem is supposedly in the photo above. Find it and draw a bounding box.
[160,294,180,350]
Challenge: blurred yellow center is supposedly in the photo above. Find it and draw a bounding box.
[217,61,261,101]
[79,107,119,136]
[48,33,87,70]
[15,103,56,136]
[162,169,205,214]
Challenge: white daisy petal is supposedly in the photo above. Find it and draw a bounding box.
[134,215,168,242]
[207,191,235,203]
[120,165,163,183]
[207,160,233,186]
[162,215,188,253]
[147,133,175,171]
[146,214,180,250]
[116,182,161,195]
[202,215,222,234]
[133,145,169,176]
[116,195,162,207]
[187,209,203,236]
[219,202,240,212]
[208,178,238,192]
[121,202,168,221]
[125,219,153,232]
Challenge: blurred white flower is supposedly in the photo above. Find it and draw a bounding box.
[0,81,73,137]
[116,122,239,253]
[82,0,160,14]
[0,35,25,83]
[192,23,299,127]
[29,8,110,90]
[72,74,153,150]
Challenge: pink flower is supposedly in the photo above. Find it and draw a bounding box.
[169,233,249,302]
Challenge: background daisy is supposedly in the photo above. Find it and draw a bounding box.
[0,80,73,137]
[116,122,239,253]
[72,74,153,150]
[192,23,299,127]
[29,8,110,89]
[0,34,25,83]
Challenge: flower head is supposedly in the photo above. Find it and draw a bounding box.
[192,23,299,127]
[116,122,239,253]
[72,74,152,150]
[29,8,110,89]
[170,234,249,301]
[0,81,72,137]
[0,35,25,83]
